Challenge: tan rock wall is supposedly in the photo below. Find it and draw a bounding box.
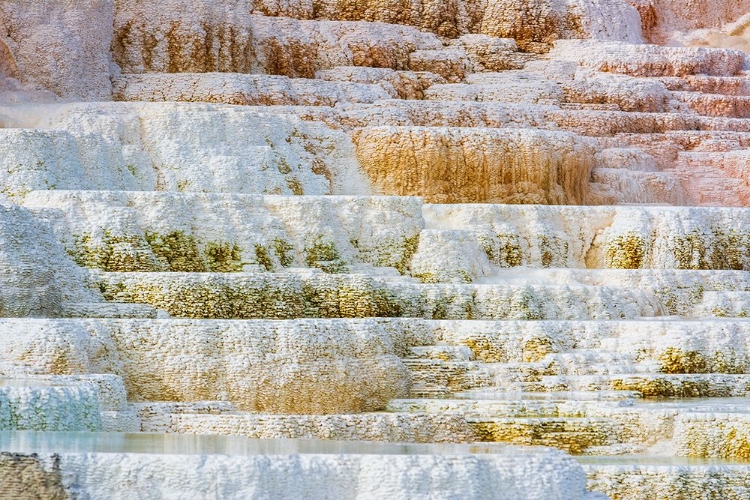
[352,126,596,204]
[0,0,114,100]
[113,5,442,77]
[309,0,642,48]
[0,453,67,500]
[311,0,486,38]
[113,0,257,74]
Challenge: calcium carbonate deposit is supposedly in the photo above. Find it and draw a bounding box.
[2,0,750,498]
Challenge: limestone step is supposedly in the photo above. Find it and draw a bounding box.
[406,345,474,362]
[470,417,615,453]
[579,444,647,456]
[404,354,652,396]
[113,1,639,61]
[0,103,362,199]
[352,126,596,205]
[549,41,746,78]
[429,70,675,113]
[315,66,446,100]
[674,412,750,460]
[100,409,140,432]
[664,149,750,206]
[674,91,750,118]
[388,397,750,458]
[584,459,750,500]
[697,116,750,133]
[93,271,660,320]
[660,75,750,96]
[0,376,102,432]
[114,13,444,78]
[545,351,642,376]
[679,151,740,167]
[0,317,415,414]
[668,165,749,206]
[589,168,684,205]
[422,204,750,271]
[698,291,750,318]
[532,374,750,398]
[478,269,750,317]
[0,432,595,500]
[113,73,393,106]
[348,263,411,279]
[60,302,164,319]
[0,204,98,318]
[453,390,641,402]
[424,79,564,106]
[301,98,750,136]
[26,193,750,279]
[402,359,495,395]
[138,411,478,444]
[396,318,750,370]
[6,316,750,406]
[294,99,712,136]
[134,401,238,417]
[24,191,423,275]
[387,398,575,418]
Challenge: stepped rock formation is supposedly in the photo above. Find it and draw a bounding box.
[2,0,750,498]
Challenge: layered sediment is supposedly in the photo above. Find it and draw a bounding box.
[0,0,749,498]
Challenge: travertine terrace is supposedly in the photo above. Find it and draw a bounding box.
[2,0,750,498]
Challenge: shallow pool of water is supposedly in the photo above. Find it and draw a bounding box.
[0,378,56,388]
[453,390,638,402]
[0,431,536,456]
[633,397,750,413]
[577,455,750,466]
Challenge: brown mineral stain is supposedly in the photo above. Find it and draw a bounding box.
[0,453,67,500]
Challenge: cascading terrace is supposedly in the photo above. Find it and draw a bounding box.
[1,0,750,498]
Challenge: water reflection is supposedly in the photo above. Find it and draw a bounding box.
[0,431,527,456]
[634,397,750,414]
[0,378,56,387]
[454,390,638,402]
[577,455,750,466]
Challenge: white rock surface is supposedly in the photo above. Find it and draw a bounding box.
[0,318,411,414]
[0,205,95,317]
[0,378,101,431]
[550,40,747,77]
[23,192,422,273]
[0,440,601,500]
[585,461,750,500]
[0,103,369,200]
[113,73,393,106]
[0,0,114,100]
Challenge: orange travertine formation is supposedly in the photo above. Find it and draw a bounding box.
[353,126,596,204]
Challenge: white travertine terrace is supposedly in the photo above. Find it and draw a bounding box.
[2,0,750,498]
[0,379,101,431]
[0,435,602,500]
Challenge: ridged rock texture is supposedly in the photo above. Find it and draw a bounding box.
[1,0,750,498]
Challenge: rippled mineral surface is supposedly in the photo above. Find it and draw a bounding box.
[2,1,750,499]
